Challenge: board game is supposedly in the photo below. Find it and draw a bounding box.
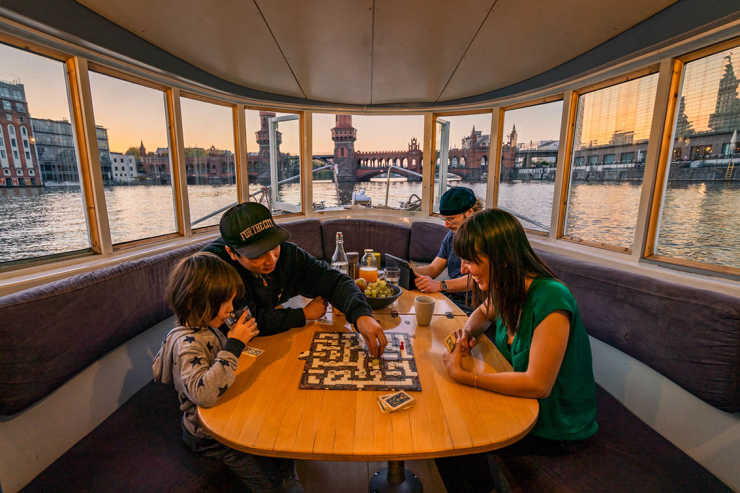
[299,331,421,391]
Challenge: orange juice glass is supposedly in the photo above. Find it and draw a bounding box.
[359,266,378,283]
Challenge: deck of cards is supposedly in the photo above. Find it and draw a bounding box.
[244,346,263,357]
[377,390,415,413]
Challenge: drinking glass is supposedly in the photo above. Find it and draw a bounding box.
[385,267,400,286]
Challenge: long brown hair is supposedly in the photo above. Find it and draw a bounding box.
[166,252,245,328]
[454,208,557,333]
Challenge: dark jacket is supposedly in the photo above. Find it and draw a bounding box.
[203,239,373,335]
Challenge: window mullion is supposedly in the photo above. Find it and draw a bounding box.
[488,107,504,209]
[66,56,112,255]
[165,87,191,237]
[632,58,682,259]
[552,90,577,239]
[233,103,249,204]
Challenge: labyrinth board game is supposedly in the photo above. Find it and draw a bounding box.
[299,331,421,391]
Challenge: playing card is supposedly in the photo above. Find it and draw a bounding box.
[244,346,263,357]
[377,396,389,413]
[298,350,310,359]
[380,391,415,411]
[444,334,456,353]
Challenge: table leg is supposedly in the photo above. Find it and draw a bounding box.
[369,460,422,493]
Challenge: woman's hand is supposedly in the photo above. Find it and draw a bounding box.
[442,342,464,381]
[227,310,259,345]
[455,328,478,354]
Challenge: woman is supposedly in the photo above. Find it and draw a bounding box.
[436,209,597,492]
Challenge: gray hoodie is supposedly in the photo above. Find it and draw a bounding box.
[153,325,244,438]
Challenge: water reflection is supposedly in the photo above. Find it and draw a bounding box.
[0,182,737,268]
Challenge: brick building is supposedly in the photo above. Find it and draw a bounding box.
[0,81,41,187]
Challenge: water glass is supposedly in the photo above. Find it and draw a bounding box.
[225,305,251,329]
[385,266,400,286]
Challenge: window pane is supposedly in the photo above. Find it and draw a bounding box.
[655,48,740,268]
[0,44,89,263]
[498,101,562,232]
[89,71,175,244]
[181,97,236,228]
[565,74,659,250]
[312,114,424,211]
[433,114,491,214]
[246,110,301,215]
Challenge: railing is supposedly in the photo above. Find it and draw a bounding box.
[191,164,336,226]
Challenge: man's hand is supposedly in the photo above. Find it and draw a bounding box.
[303,296,328,320]
[355,315,387,357]
[415,274,442,293]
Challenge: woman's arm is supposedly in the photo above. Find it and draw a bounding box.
[444,310,570,399]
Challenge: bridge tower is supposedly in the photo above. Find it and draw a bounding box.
[255,111,281,182]
[332,114,357,182]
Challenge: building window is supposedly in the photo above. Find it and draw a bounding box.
[604,154,616,164]
[620,152,634,163]
[2,101,10,111]
[587,155,600,165]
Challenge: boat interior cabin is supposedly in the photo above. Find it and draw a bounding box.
[0,1,738,492]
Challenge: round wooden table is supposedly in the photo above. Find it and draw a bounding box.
[199,290,539,491]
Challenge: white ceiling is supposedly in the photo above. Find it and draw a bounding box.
[76,0,676,105]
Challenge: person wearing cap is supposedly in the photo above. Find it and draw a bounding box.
[203,202,387,356]
[414,187,483,314]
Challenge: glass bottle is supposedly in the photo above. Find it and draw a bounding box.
[359,248,378,283]
[331,232,349,275]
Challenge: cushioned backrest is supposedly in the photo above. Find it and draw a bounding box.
[409,221,448,262]
[0,242,206,415]
[280,219,324,259]
[321,219,410,264]
[538,250,740,413]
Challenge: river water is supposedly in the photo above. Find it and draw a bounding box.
[0,181,737,268]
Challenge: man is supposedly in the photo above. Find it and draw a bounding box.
[203,202,387,356]
[414,187,482,314]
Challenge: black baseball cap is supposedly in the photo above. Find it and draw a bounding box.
[220,202,290,258]
[439,187,476,216]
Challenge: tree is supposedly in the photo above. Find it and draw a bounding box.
[125,147,141,159]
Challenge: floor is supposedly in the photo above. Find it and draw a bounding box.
[296,459,448,492]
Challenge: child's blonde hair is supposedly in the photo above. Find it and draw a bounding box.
[166,252,245,328]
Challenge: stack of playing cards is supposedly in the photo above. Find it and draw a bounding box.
[377,390,415,413]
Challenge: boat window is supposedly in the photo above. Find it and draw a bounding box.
[563,73,659,251]
[180,96,237,229]
[654,46,739,269]
[0,43,89,264]
[246,109,302,215]
[312,113,424,211]
[498,101,562,233]
[433,113,491,214]
[89,71,177,244]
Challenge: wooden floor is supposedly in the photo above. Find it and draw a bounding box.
[296,459,448,492]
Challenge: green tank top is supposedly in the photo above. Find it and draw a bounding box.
[489,278,598,441]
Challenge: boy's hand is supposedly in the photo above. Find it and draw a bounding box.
[303,296,328,320]
[227,310,259,345]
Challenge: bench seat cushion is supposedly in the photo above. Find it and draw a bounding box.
[22,381,240,492]
[321,219,410,263]
[409,221,448,262]
[281,218,324,259]
[497,385,731,493]
[0,242,207,416]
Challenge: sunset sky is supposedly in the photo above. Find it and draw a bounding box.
[2,42,737,157]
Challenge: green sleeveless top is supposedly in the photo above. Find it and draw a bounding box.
[488,278,598,441]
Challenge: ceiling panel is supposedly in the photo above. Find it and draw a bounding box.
[256,0,373,105]
[440,0,676,101]
[76,0,303,98]
[372,0,494,104]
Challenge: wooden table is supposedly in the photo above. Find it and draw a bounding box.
[199,289,539,491]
